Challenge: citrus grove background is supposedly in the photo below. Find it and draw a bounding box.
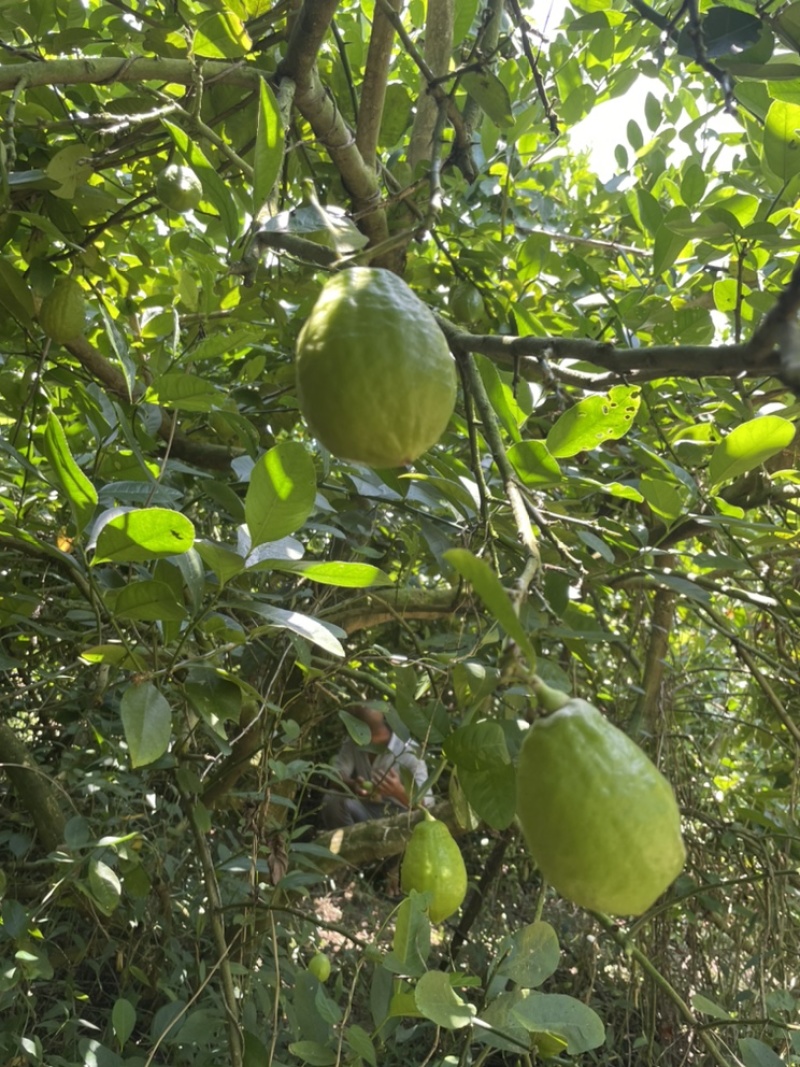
[1,0,799,1065]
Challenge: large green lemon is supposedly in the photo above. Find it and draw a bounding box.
[156,164,202,213]
[400,813,467,923]
[39,276,86,343]
[516,699,685,916]
[295,267,457,468]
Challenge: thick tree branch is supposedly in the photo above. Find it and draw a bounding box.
[276,1,390,252]
[0,58,263,92]
[315,800,458,870]
[408,0,454,170]
[356,0,402,172]
[438,318,785,384]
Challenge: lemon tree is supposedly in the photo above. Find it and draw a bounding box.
[295,267,457,467]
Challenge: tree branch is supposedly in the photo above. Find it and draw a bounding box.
[356,0,402,172]
[276,1,390,252]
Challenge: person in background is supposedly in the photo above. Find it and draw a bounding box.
[321,705,434,829]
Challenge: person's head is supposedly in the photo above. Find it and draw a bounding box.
[350,704,392,746]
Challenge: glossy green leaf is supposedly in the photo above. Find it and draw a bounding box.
[41,411,98,534]
[708,415,795,487]
[192,11,251,57]
[546,386,641,458]
[254,78,283,214]
[112,998,136,1049]
[444,549,537,669]
[144,373,220,412]
[120,682,172,767]
[414,970,475,1030]
[245,442,316,546]
[496,922,561,989]
[93,507,195,563]
[511,993,605,1053]
[507,440,562,486]
[111,580,187,622]
[764,99,800,180]
[462,71,514,128]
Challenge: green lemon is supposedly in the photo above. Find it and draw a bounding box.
[156,165,203,213]
[307,951,331,982]
[39,277,86,343]
[516,698,685,916]
[400,812,467,923]
[295,267,457,468]
[450,283,485,325]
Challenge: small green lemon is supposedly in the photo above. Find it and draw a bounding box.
[450,283,485,325]
[307,952,331,982]
[156,164,202,213]
[400,813,467,923]
[39,277,86,343]
[516,698,685,916]
[295,267,457,468]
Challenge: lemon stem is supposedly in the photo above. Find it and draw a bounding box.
[531,676,572,714]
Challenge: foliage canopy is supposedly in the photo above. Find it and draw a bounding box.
[0,0,799,1065]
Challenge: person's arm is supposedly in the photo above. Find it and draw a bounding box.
[370,765,412,807]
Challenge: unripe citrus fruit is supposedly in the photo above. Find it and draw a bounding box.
[156,164,202,213]
[295,267,457,468]
[400,813,467,923]
[39,277,86,343]
[516,697,685,916]
[450,283,485,324]
[307,952,331,982]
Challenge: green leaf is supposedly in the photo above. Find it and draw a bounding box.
[707,415,795,487]
[444,721,511,772]
[112,998,136,1049]
[457,764,517,829]
[144,373,220,412]
[254,79,284,215]
[738,1038,786,1067]
[245,442,316,547]
[120,682,172,767]
[507,440,562,486]
[691,994,731,1020]
[245,602,346,657]
[87,857,122,916]
[511,993,606,1053]
[546,386,641,458]
[93,507,195,563]
[345,1025,377,1067]
[194,540,245,586]
[41,411,98,534]
[476,354,525,443]
[414,970,475,1030]
[192,11,252,58]
[287,1042,336,1067]
[111,580,187,623]
[261,560,393,587]
[0,259,34,326]
[496,922,561,988]
[443,549,537,669]
[383,894,431,977]
[462,71,514,127]
[764,99,800,181]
